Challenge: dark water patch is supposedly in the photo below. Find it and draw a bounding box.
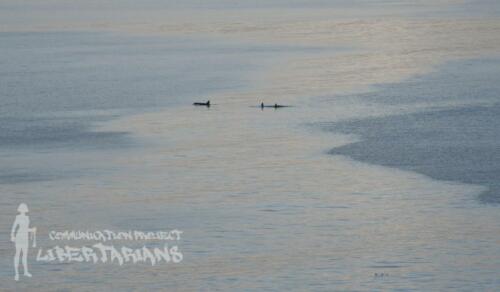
[329,104,500,204]
[0,116,131,150]
[0,115,131,184]
[325,59,500,204]
[0,171,56,184]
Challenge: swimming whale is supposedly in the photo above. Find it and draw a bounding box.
[193,100,210,106]
[260,102,289,108]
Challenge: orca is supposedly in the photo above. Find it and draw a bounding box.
[193,100,210,107]
[260,102,289,108]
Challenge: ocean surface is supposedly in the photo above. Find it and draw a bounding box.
[328,59,500,204]
[1,2,500,291]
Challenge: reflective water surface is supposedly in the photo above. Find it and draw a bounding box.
[1,1,500,291]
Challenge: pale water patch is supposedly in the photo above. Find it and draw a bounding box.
[29,95,492,290]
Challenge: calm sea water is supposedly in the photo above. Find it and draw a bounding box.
[0,30,499,292]
[328,59,500,204]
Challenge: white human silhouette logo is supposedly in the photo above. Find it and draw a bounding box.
[11,203,36,281]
